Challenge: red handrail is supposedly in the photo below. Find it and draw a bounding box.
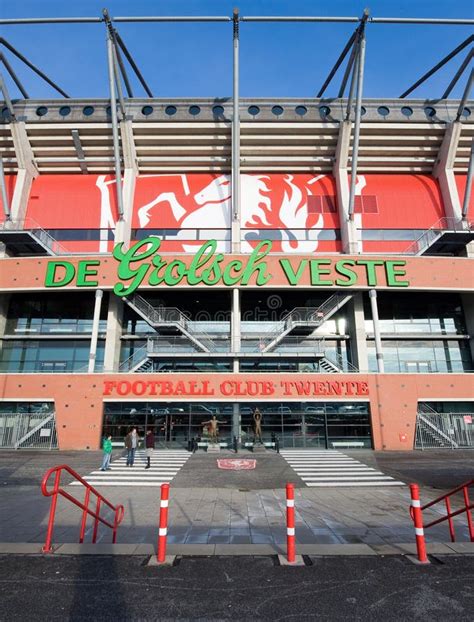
[409,479,473,543]
[41,464,125,553]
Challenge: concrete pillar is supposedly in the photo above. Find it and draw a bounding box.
[433,122,463,221]
[0,293,11,359]
[333,120,359,254]
[88,290,103,373]
[9,122,38,223]
[461,293,474,363]
[231,288,241,353]
[369,289,384,373]
[114,119,138,248]
[104,294,124,372]
[346,292,369,372]
[231,288,241,440]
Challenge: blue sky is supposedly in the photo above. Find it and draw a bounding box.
[0,0,472,100]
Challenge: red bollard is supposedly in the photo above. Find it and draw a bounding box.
[157,483,170,563]
[409,483,429,564]
[286,483,296,563]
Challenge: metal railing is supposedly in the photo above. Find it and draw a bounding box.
[125,295,217,352]
[41,464,125,552]
[415,409,473,449]
[323,351,359,372]
[404,217,473,255]
[119,344,148,372]
[0,217,68,255]
[258,294,352,352]
[409,479,473,544]
[0,411,58,449]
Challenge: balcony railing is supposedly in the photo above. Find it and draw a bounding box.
[0,217,68,255]
[404,217,473,255]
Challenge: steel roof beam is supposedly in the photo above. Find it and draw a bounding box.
[1,15,472,26]
[348,13,368,220]
[462,140,473,219]
[456,69,474,121]
[106,31,124,219]
[114,30,154,98]
[400,34,474,98]
[317,30,358,98]
[0,52,29,99]
[0,37,70,98]
[71,129,88,173]
[442,49,474,99]
[0,72,16,118]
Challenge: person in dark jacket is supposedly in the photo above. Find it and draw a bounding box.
[145,429,155,469]
[125,427,138,466]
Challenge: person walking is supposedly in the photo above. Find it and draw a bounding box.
[145,429,155,469]
[125,427,138,467]
[100,434,113,471]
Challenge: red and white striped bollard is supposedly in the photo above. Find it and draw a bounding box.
[409,483,429,564]
[286,483,296,563]
[157,483,170,563]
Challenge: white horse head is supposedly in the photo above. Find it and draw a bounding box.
[194,175,231,205]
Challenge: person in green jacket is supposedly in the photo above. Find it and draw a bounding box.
[100,435,113,471]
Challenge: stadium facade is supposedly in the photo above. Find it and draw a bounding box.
[0,13,473,451]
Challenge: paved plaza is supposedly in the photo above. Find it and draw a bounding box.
[0,449,472,548]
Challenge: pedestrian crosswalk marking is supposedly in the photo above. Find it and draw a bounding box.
[71,450,190,487]
[280,450,404,487]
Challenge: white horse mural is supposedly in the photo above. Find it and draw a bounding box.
[97,173,368,253]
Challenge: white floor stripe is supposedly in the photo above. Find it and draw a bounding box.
[71,481,170,487]
[72,451,191,487]
[281,450,404,487]
[306,481,405,487]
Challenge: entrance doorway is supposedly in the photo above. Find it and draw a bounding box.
[103,401,372,449]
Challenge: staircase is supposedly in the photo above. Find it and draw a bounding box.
[123,294,216,353]
[260,294,352,353]
[415,404,459,449]
[0,217,67,256]
[404,217,474,256]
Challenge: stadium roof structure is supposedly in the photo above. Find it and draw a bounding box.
[0,9,473,224]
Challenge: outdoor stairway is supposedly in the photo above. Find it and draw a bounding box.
[405,217,474,256]
[260,294,352,353]
[123,294,216,353]
[0,218,66,256]
[415,404,459,449]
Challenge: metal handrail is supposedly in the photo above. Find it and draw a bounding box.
[127,295,217,352]
[0,216,68,255]
[258,294,350,351]
[119,344,148,371]
[324,351,359,372]
[404,216,473,255]
[409,479,473,543]
[41,464,125,552]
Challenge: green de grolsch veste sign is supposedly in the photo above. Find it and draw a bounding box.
[44,237,410,295]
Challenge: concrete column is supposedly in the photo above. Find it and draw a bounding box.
[0,293,11,359]
[333,120,359,254]
[231,288,241,440]
[461,293,474,364]
[104,294,124,372]
[114,119,138,248]
[9,122,38,223]
[88,290,103,373]
[231,288,241,353]
[346,292,369,372]
[369,289,384,373]
[433,122,463,221]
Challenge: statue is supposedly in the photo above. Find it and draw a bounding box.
[202,415,225,444]
[253,408,263,444]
